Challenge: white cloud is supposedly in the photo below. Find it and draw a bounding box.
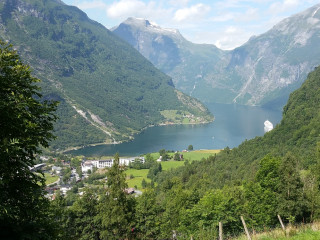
[106,0,172,21]
[268,0,300,15]
[75,0,107,10]
[169,0,190,7]
[225,26,237,33]
[236,8,259,22]
[107,0,146,18]
[211,13,234,22]
[173,4,211,22]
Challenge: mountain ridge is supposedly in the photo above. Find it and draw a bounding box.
[0,0,213,150]
[112,4,320,108]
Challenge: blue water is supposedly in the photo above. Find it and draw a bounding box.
[68,103,282,157]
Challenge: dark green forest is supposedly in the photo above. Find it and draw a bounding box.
[0,0,212,150]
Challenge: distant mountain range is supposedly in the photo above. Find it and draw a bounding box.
[0,0,212,150]
[112,4,320,108]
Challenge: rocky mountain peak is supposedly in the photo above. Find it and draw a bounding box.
[115,17,182,39]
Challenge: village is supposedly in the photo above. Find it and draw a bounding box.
[33,155,146,203]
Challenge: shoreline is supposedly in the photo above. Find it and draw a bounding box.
[61,118,214,154]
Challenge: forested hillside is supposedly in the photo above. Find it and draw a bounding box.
[147,65,320,238]
[157,65,320,189]
[0,0,212,150]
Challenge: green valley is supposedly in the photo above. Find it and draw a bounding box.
[0,0,212,151]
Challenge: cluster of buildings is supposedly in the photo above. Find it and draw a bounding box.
[81,157,145,173]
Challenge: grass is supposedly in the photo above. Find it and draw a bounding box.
[44,173,59,185]
[181,149,221,161]
[125,169,150,189]
[235,223,320,240]
[125,149,221,189]
[147,149,221,162]
[161,161,185,170]
[124,161,184,189]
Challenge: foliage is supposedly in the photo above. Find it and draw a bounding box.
[0,0,213,150]
[44,173,59,185]
[145,66,320,237]
[67,189,101,240]
[97,153,136,239]
[135,189,161,239]
[147,163,162,180]
[0,40,58,239]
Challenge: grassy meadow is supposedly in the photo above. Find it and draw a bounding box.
[44,173,59,185]
[235,223,320,240]
[125,149,220,189]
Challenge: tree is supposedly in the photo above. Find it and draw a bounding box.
[188,145,193,151]
[243,155,282,228]
[277,153,306,222]
[174,152,181,161]
[68,189,101,240]
[136,189,161,239]
[98,153,136,239]
[159,148,169,161]
[62,167,71,184]
[0,41,58,238]
[141,178,147,189]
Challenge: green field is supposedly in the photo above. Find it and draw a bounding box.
[44,173,59,185]
[124,161,185,189]
[161,161,185,170]
[125,150,221,189]
[180,149,220,161]
[125,169,150,189]
[147,149,220,161]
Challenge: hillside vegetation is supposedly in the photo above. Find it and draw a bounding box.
[146,66,320,238]
[0,0,212,150]
[157,66,320,189]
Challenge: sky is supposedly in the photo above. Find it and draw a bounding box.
[62,0,320,50]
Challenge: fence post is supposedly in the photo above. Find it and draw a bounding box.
[278,214,286,231]
[219,221,223,240]
[240,216,252,240]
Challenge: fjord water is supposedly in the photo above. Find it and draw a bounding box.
[69,103,282,157]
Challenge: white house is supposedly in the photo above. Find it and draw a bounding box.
[81,161,93,173]
[120,157,145,166]
[81,159,113,173]
[91,159,113,168]
[52,166,62,174]
[81,157,145,173]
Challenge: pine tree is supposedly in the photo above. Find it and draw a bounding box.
[98,153,135,239]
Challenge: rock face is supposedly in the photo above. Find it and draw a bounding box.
[112,4,320,108]
[0,0,212,150]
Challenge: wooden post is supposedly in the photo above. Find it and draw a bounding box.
[278,214,286,231]
[219,221,223,240]
[240,216,251,240]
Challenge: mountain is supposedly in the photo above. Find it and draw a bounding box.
[157,64,320,189]
[112,17,226,101]
[0,0,213,150]
[152,65,320,239]
[112,4,320,108]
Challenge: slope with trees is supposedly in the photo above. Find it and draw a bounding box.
[0,0,213,150]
